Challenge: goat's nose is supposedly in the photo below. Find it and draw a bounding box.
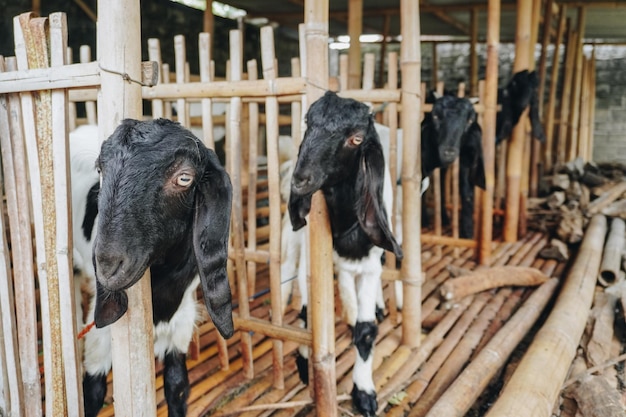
[291,174,311,192]
[95,251,128,289]
[441,148,457,161]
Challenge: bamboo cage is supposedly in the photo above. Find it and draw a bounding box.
[0,1,615,417]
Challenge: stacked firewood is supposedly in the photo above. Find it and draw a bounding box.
[528,158,626,262]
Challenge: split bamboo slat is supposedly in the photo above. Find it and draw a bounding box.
[400,0,423,348]
[246,58,260,307]
[485,214,608,417]
[577,56,591,162]
[148,38,165,119]
[199,32,216,149]
[503,0,532,242]
[0,56,26,416]
[567,7,587,163]
[80,45,97,124]
[98,0,157,414]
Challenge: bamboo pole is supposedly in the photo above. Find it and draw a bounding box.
[587,49,597,161]
[97,0,157,415]
[528,0,542,199]
[567,7,587,162]
[228,29,254,380]
[303,1,337,414]
[478,0,499,264]
[0,56,26,417]
[503,0,532,242]
[203,0,214,35]
[557,23,577,167]
[148,38,165,119]
[544,5,567,172]
[537,0,554,118]
[578,55,591,162]
[174,34,189,128]
[439,266,549,304]
[599,218,625,286]
[485,214,608,417]
[400,0,423,348]
[469,8,478,97]
[246,59,259,305]
[424,278,560,417]
[79,45,96,124]
[260,25,285,390]
[347,0,362,89]
[199,32,216,149]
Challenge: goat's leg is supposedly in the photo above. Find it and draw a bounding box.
[163,351,190,417]
[295,305,309,383]
[83,372,107,417]
[459,164,476,239]
[351,252,382,417]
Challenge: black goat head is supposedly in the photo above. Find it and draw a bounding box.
[289,91,402,257]
[92,118,234,339]
[422,94,478,174]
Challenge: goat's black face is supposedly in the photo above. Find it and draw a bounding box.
[290,91,372,198]
[94,120,201,291]
[427,95,477,167]
[91,119,234,338]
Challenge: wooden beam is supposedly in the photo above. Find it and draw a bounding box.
[347,0,363,89]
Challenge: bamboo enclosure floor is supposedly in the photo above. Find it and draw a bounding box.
[91,230,570,417]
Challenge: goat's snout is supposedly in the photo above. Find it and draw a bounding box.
[440,147,458,164]
[94,247,145,291]
[291,172,313,195]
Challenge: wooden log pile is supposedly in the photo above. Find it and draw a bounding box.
[529,158,626,261]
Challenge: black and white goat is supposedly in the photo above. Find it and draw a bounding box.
[421,94,486,239]
[70,119,234,417]
[288,91,403,416]
[496,69,545,143]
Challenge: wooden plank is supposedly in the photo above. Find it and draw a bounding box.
[97,0,157,415]
[0,60,100,93]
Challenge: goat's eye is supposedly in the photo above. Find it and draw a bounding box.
[349,135,364,146]
[176,173,194,187]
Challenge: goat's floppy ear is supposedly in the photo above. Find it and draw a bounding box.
[193,149,235,339]
[356,127,403,259]
[462,123,486,190]
[93,280,128,328]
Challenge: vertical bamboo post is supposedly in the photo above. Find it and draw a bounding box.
[587,49,596,161]
[503,0,532,242]
[203,0,214,35]
[528,0,543,199]
[557,22,576,167]
[0,56,26,417]
[228,29,255,380]
[304,0,336,413]
[98,0,156,415]
[567,7,586,162]
[174,34,189,128]
[148,38,165,119]
[400,0,422,348]
[339,53,348,91]
[537,0,554,117]
[66,47,77,130]
[544,5,567,173]
[385,51,400,322]
[432,43,438,88]
[469,8,479,97]
[432,81,444,259]
[199,32,216,149]
[479,0,499,265]
[260,25,285,390]
[378,14,391,88]
[80,45,97,124]
[347,0,362,89]
[245,58,259,304]
[578,56,591,162]
[451,83,464,254]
